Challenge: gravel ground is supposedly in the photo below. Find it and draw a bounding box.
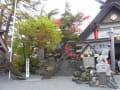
[0,75,115,90]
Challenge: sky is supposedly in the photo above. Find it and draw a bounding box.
[42,0,101,19]
[1,0,104,29]
[39,0,103,29]
[23,0,105,29]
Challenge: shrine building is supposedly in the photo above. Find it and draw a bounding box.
[78,0,120,70]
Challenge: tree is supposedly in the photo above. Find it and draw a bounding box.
[59,2,83,46]
[0,0,43,42]
[60,2,90,45]
[13,16,63,60]
[47,9,59,19]
[0,0,46,75]
[39,5,59,19]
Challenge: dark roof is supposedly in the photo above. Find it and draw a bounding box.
[80,0,120,41]
[76,38,111,54]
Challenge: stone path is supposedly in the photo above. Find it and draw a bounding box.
[114,75,120,90]
[0,75,115,90]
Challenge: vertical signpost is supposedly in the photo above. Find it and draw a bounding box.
[26,58,30,78]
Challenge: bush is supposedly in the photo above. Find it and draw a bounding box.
[73,71,81,77]
[12,58,25,72]
[45,66,54,72]
[12,58,38,73]
[29,58,39,73]
[81,72,89,81]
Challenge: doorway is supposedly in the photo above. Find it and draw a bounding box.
[115,43,120,60]
[115,43,120,72]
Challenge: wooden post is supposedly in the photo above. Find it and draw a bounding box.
[109,28,116,70]
[26,58,30,78]
[94,29,99,39]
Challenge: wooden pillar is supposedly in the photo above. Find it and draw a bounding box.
[94,29,99,39]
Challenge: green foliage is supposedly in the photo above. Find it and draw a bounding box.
[13,38,33,59]
[13,16,63,72]
[15,16,63,51]
[62,30,81,45]
[60,4,83,45]
[12,57,38,73]
[61,13,82,30]
[71,34,82,42]
[46,66,54,72]
[12,58,25,72]
[47,9,59,19]
[81,72,89,81]
[61,16,72,29]
[73,71,81,77]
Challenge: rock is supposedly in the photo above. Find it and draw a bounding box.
[38,49,44,60]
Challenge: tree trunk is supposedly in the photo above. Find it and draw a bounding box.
[0,50,25,79]
[0,9,4,31]
[4,0,16,41]
[4,14,13,40]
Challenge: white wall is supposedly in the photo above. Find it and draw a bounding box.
[87,26,120,40]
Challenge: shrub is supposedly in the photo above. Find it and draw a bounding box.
[12,58,38,73]
[45,66,54,72]
[12,58,25,72]
[73,71,81,77]
[81,72,89,81]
